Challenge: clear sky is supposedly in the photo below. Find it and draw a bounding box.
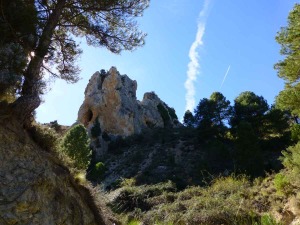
[36,0,298,125]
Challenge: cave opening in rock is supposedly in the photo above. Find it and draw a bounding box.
[83,109,93,126]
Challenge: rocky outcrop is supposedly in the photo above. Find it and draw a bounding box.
[0,120,115,225]
[78,67,180,158]
[78,67,179,137]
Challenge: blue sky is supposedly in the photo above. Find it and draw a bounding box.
[36,0,298,125]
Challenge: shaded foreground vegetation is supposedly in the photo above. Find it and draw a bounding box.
[108,175,295,225]
[28,106,300,224]
[88,123,299,224]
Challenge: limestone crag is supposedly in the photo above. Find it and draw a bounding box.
[78,67,180,138]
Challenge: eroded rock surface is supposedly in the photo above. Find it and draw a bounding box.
[78,67,180,158]
[0,120,114,225]
[78,67,179,137]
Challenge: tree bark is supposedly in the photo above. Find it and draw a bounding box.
[11,0,67,126]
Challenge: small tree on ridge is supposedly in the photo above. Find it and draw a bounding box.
[60,124,91,170]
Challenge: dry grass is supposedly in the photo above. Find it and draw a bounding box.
[107,175,283,225]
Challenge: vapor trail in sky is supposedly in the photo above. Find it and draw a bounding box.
[184,0,211,112]
[220,65,231,89]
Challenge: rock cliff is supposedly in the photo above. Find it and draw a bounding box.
[0,120,115,225]
[78,67,180,158]
[78,67,179,136]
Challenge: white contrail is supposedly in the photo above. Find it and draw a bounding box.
[220,65,231,89]
[184,0,211,112]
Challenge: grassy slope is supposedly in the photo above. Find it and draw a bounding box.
[91,127,300,225]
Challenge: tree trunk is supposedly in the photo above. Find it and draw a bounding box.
[11,0,67,126]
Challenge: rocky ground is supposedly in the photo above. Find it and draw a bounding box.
[0,119,116,225]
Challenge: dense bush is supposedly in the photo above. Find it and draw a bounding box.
[88,162,106,181]
[291,124,300,142]
[274,173,290,195]
[281,142,300,186]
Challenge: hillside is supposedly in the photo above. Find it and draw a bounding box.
[71,67,299,225]
[1,2,300,225]
[0,119,116,225]
[83,125,300,225]
[91,127,282,190]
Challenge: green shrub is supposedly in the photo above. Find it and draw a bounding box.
[60,124,91,170]
[282,142,300,170]
[281,142,300,186]
[139,176,256,225]
[260,214,282,225]
[74,171,87,185]
[274,173,289,195]
[109,175,286,225]
[120,178,137,187]
[110,181,176,213]
[127,220,141,225]
[88,162,106,181]
[291,124,300,142]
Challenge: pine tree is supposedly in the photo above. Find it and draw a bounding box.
[0,0,149,124]
[60,124,91,170]
[275,4,300,117]
[183,110,195,127]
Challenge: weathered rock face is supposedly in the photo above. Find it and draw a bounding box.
[0,120,114,225]
[78,67,180,137]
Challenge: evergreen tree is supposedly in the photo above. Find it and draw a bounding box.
[275,3,300,117]
[183,110,195,127]
[209,92,231,127]
[231,92,290,152]
[194,92,231,140]
[230,91,269,136]
[262,106,291,149]
[0,0,149,124]
[0,0,38,101]
[60,124,91,170]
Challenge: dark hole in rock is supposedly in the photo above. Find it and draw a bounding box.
[84,109,93,125]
